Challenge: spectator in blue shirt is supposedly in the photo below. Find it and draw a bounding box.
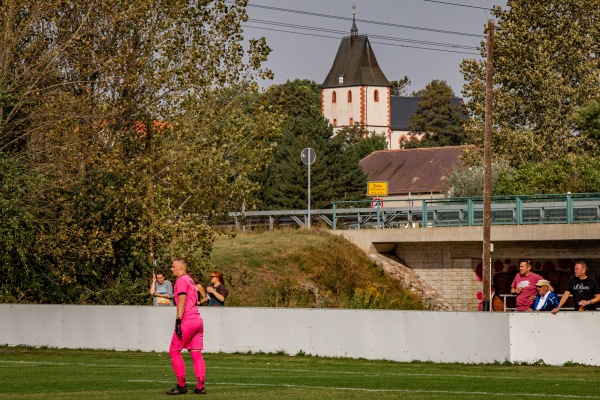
[531,279,559,312]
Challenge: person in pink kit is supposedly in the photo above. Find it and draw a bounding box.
[511,259,542,312]
[166,258,206,395]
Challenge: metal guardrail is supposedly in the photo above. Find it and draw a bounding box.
[331,193,600,230]
[226,193,600,231]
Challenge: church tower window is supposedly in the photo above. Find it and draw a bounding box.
[347,90,352,102]
[374,90,379,102]
[332,91,337,103]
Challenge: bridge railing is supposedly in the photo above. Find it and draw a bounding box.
[330,193,600,230]
[420,193,600,227]
[225,193,600,231]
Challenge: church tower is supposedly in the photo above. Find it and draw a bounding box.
[321,12,391,147]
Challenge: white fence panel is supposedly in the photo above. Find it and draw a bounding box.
[405,311,510,363]
[2,304,600,365]
[308,309,408,360]
[509,312,600,365]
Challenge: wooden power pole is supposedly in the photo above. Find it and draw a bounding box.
[482,20,494,312]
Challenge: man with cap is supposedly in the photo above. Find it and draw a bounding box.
[530,279,559,312]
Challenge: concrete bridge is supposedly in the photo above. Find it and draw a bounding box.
[331,224,600,311]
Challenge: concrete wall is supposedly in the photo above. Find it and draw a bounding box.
[2,304,599,365]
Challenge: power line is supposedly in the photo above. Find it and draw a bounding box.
[243,24,480,56]
[239,1,485,38]
[248,19,480,51]
[421,0,493,11]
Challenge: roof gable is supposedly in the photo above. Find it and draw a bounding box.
[322,35,390,88]
[360,146,471,195]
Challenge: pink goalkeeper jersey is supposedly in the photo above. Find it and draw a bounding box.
[173,274,200,320]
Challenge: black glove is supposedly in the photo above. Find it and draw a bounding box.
[175,318,182,339]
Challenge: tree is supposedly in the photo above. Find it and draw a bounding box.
[444,161,511,198]
[492,155,600,195]
[331,124,387,201]
[0,0,277,303]
[461,0,600,166]
[407,80,468,148]
[255,80,386,210]
[575,98,600,155]
[390,76,411,96]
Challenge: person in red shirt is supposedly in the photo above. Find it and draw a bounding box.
[510,259,542,312]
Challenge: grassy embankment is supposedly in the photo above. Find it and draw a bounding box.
[201,228,425,310]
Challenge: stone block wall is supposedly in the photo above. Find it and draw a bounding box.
[395,242,481,311]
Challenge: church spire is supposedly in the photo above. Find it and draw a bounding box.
[351,5,358,36]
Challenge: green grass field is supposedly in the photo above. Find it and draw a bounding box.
[1,347,599,400]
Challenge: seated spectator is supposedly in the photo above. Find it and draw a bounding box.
[530,279,559,312]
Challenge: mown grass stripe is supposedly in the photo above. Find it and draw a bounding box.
[126,379,600,399]
[0,360,595,382]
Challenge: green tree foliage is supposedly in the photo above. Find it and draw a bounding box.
[256,80,386,210]
[407,80,468,148]
[444,161,512,198]
[390,76,411,96]
[0,0,278,304]
[331,124,387,201]
[461,1,600,166]
[495,155,600,195]
[575,98,600,155]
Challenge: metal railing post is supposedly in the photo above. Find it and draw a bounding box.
[467,198,474,226]
[516,196,522,225]
[566,193,573,224]
[332,202,337,230]
[422,200,428,227]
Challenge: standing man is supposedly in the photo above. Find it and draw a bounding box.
[511,259,542,312]
[552,260,600,314]
[166,258,206,395]
[150,270,173,306]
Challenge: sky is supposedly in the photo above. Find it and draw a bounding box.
[242,0,507,96]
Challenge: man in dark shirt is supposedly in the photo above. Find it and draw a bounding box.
[552,260,600,314]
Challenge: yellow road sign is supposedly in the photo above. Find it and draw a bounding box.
[368,181,388,197]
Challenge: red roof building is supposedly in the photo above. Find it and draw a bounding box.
[360,146,471,198]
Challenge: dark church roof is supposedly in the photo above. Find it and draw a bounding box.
[391,96,465,131]
[360,146,472,195]
[322,35,390,88]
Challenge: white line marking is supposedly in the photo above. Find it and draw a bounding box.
[126,379,600,398]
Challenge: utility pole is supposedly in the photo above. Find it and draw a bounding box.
[482,20,494,312]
